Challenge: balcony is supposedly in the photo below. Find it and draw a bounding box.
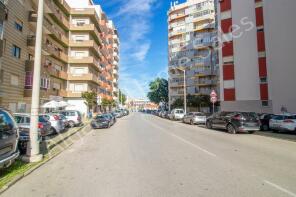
[170,81,184,88]
[27,36,36,49]
[195,80,217,87]
[47,0,70,30]
[43,19,69,47]
[194,23,215,32]
[67,73,100,85]
[28,11,37,23]
[70,8,102,33]
[46,68,68,80]
[44,45,68,63]
[25,60,34,72]
[54,0,71,15]
[169,13,187,21]
[58,89,82,98]
[0,0,6,21]
[68,56,102,72]
[0,39,3,57]
[69,40,101,58]
[70,23,103,46]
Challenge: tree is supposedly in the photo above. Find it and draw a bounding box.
[187,94,211,111]
[118,89,127,105]
[147,78,169,104]
[171,98,184,109]
[82,91,97,113]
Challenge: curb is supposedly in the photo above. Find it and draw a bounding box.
[0,123,91,195]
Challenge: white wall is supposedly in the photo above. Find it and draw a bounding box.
[232,0,260,101]
[65,99,88,117]
[264,0,296,113]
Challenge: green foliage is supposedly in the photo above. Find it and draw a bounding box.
[119,89,127,105]
[147,78,169,104]
[82,91,97,112]
[187,94,211,109]
[101,98,116,107]
[171,98,184,109]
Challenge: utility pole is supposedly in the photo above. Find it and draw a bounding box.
[23,0,44,162]
[183,69,187,114]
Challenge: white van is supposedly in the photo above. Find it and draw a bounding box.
[169,109,185,120]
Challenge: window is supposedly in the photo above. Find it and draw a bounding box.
[10,74,19,86]
[262,101,269,107]
[12,45,21,58]
[0,110,17,133]
[14,19,23,32]
[40,78,50,89]
[25,72,33,88]
[260,77,267,83]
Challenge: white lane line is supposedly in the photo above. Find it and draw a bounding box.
[264,180,296,197]
[142,116,217,157]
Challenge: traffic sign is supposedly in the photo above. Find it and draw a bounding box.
[210,90,217,98]
[210,97,217,103]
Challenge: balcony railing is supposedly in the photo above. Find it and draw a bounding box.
[28,11,37,23]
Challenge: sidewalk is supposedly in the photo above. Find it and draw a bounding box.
[0,121,92,193]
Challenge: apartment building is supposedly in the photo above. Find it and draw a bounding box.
[107,20,119,102]
[0,0,119,116]
[218,0,296,114]
[168,0,219,109]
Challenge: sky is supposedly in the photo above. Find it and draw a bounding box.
[93,0,185,99]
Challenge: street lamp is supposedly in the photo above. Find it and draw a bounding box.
[23,0,44,162]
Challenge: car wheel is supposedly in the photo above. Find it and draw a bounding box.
[69,121,75,128]
[227,124,237,134]
[262,125,269,131]
[50,127,57,135]
[190,120,194,125]
[206,121,212,129]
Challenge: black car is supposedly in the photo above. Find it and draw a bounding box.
[0,108,20,168]
[91,115,112,129]
[206,112,260,134]
[259,114,273,131]
[102,113,116,125]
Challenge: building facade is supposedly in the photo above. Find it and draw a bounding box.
[0,0,120,116]
[217,0,296,114]
[168,0,219,109]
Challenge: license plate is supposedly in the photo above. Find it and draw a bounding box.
[246,123,257,127]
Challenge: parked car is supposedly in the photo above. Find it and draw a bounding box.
[161,111,169,119]
[206,111,260,134]
[259,114,273,131]
[114,110,124,118]
[14,113,52,137]
[269,114,296,132]
[122,109,129,116]
[168,109,185,120]
[91,115,112,129]
[183,112,207,125]
[42,114,65,134]
[59,110,82,127]
[101,113,116,126]
[0,108,20,169]
[59,114,69,128]
[14,113,50,154]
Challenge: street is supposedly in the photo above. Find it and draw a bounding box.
[2,112,296,197]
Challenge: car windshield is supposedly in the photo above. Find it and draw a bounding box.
[193,112,205,116]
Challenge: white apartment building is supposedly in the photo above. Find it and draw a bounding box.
[168,0,219,109]
[217,0,296,114]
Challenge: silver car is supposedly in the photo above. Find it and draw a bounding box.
[59,110,83,127]
[0,108,20,168]
[42,114,65,134]
[183,112,207,125]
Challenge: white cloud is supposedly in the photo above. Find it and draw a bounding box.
[99,0,161,98]
[133,42,151,61]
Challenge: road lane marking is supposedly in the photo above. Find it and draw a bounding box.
[142,116,217,157]
[264,180,296,197]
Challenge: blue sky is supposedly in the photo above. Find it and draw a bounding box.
[93,0,184,99]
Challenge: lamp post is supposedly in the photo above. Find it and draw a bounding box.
[24,0,44,162]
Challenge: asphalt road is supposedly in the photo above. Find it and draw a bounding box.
[2,113,296,197]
